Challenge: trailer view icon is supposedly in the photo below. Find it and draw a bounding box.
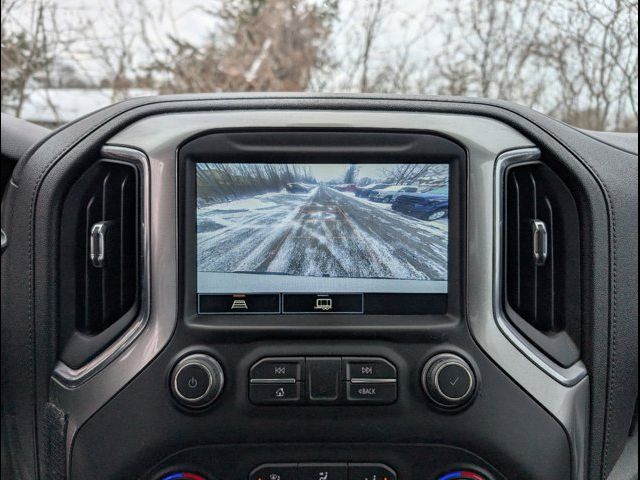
[313,296,333,311]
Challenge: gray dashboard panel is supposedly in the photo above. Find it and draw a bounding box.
[50,110,588,478]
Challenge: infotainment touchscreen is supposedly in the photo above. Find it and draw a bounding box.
[196,163,449,314]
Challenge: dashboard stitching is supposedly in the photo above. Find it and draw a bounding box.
[27,128,122,475]
[602,194,619,476]
[26,139,63,477]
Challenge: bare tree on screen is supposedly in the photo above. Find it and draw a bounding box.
[196,163,317,203]
[343,164,359,184]
[382,164,448,187]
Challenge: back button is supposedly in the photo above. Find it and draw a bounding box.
[249,463,298,480]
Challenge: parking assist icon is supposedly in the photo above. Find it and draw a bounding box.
[231,299,248,309]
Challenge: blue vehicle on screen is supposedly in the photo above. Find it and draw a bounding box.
[391,186,449,221]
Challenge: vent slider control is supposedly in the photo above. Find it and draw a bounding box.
[89,220,114,268]
[531,219,548,266]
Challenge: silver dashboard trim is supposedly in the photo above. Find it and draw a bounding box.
[492,150,588,385]
[249,378,297,384]
[52,152,151,386]
[49,110,588,480]
[50,143,178,465]
[349,378,397,384]
[467,146,589,479]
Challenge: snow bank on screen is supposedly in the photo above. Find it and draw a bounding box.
[199,188,315,213]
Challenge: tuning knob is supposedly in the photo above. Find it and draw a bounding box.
[422,353,476,408]
[170,353,224,408]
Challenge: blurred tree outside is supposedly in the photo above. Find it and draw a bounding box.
[1,0,55,117]
[1,0,638,131]
[145,0,339,92]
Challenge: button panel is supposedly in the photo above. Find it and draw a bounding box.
[249,357,397,405]
[249,463,396,480]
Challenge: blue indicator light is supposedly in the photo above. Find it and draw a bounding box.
[438,472,463,480]
[161,474,185,480]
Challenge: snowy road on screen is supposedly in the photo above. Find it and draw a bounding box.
[197,185,448,281]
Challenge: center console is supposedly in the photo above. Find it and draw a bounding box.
[48,109,589,480]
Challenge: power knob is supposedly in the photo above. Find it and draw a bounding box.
[422,353,476,408]
[170,353,224,409]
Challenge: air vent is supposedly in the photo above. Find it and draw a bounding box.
[503,161,581,367]
[59,160,140,368]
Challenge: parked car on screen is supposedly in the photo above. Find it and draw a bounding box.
[285,182,312,193]
[355,183,391,198]
[391,186,449,221]
[369,185,419,203]
[333,183,358,192]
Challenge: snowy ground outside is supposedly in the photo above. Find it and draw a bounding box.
[197,185,448,286]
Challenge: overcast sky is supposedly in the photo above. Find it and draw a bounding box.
[307,164,394,182]
[198,163,441,183]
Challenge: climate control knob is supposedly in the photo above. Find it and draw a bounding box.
[422,353,476,408]
[170,353,224,408]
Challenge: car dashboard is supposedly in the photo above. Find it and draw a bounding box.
[1,95,637,480]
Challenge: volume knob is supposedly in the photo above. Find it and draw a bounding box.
[171,353,224,408]
[422,353,476,408]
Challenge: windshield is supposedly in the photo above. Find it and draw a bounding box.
[1,0,637,131]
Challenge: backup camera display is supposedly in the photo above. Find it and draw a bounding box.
[196,163,449,294]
